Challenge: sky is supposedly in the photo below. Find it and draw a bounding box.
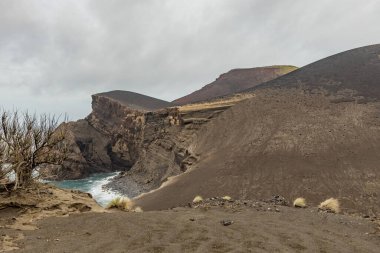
[1,0,380,120]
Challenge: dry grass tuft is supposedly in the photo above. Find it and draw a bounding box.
[293,197,307,208]
[106,197,135,211]
[319,198,340,213]
[133,206,143,213]
[192,195,203,203]
[222,196,232,201]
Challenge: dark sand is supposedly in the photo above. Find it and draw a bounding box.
[2,201,379,253]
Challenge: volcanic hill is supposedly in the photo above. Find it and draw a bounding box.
[94,90,173,111]
[173,65,297,105]
[53,67,281,186]
[245,45,380,100]
[135,44,380,216]
[12,44,380,252]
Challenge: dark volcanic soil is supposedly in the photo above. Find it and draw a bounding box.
[174,66,297,105]
[95,90,173,111]
[135,45,380,216]
[247,44,380,100]
[136,89,380,216]
[4,200,379,253]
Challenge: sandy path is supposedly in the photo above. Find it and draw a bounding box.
[7,205,379,253]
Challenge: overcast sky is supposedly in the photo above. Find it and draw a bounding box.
[1,0,380,120]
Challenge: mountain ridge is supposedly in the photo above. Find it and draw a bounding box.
[245,44,380,100]
[173,65,297,105]
[95,90,173,111]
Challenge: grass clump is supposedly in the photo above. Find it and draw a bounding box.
[192,195,203,204]
[319,198,340,213]
[134,206,143,213]
[106,197,134,211]
[293,197,307,208]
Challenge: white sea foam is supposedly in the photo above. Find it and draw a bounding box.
[87,173,123,207]
[47,172,125,207]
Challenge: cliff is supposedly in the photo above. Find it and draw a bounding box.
[50,94,147,179]
[107,93,254,196]
[135,44,380,216]
[50,89,253,200]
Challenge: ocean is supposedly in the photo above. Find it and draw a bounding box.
[47,172,123,207]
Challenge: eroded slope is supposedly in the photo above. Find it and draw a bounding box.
[174,65,297,105]
[136,45,380,215]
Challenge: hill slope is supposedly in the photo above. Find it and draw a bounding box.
[173,66,297,105]
[95,90,173,111]
[246,44,380,99]
[136,44,380,215]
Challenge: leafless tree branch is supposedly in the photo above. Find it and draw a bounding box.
[0,110,68,190]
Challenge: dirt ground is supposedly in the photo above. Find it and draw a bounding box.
[136,90,380,216]
[1,200,379,253]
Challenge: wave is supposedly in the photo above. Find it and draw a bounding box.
[47,172,124,207]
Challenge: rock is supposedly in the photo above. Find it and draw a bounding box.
[68,203,92,212]
[267,195,289,206]
[220,220,234,226]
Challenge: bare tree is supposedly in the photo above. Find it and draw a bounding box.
[0,110,68,190]
[0,140,11,190]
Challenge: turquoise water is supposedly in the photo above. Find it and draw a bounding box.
[47,172,123,207]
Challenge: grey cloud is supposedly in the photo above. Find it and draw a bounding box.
[1,0,380,119]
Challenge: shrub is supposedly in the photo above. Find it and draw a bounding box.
[293,197,307,208]
[107,197,134,211]
[192,195,203,203]
[222,196,232,201]
[319,198,340,213]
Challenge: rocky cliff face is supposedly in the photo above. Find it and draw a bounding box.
[50,93,206,187]
[51,91,249,199]
[51,66,297,187]
[49,95,147,180]
[107,93,258,196]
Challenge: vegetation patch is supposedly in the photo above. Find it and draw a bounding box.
[107,197,135,211]
[192,195,203,204]
[293,197,307,208]
[319,198,340,213]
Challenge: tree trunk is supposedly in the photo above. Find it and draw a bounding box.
[14,168,33,189]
